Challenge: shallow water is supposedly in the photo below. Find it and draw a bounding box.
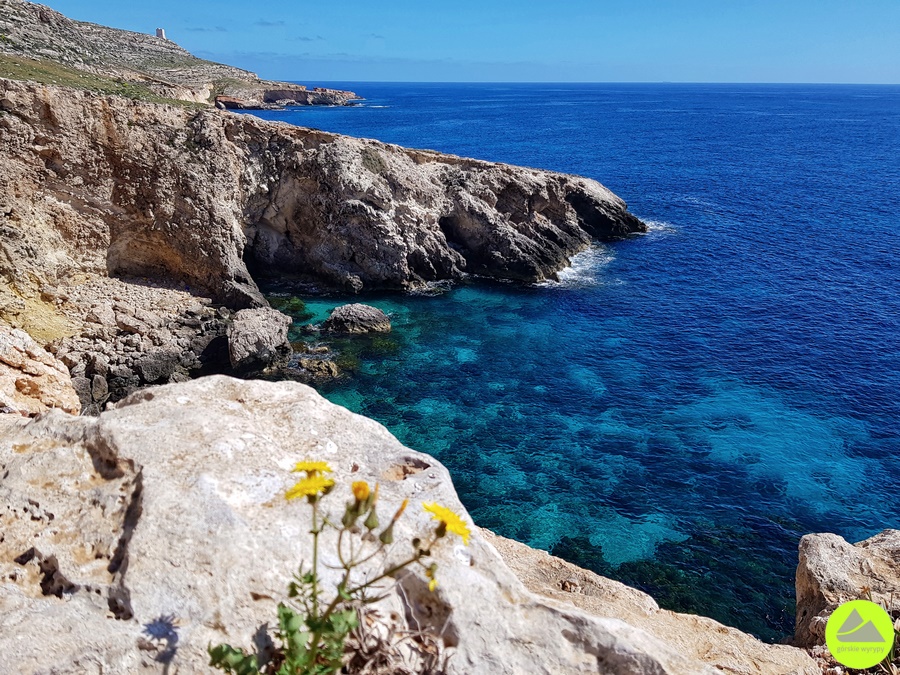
[249,83,900,641]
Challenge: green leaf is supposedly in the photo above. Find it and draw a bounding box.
[208,643,260,675]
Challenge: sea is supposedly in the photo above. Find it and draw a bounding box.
[240,83,900,642]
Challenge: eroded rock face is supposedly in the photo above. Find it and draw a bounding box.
[1,376,717,674]
[322,303,391,334]
[227,306,292,372]
[795,530,900,649]
[0,78,644,318]
[0,324,79,414]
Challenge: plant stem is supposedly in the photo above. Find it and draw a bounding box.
[311,501,320,619]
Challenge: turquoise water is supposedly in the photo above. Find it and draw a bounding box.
[250,83,900,641]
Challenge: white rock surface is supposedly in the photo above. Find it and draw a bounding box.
[0,376,722,674]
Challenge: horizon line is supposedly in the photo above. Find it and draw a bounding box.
[289,79,900,87]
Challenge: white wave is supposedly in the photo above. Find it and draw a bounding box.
[641,219,678,235]
[538,245,615,289]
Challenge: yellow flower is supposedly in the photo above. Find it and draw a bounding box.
[352,481,370,502]
[286,474,335,500]
[292,460,333,475]
[423,502,470,545]
[428,577,438,592]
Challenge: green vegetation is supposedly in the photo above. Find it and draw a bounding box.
[268,296,315,323]
[209,461,467,674]
[360,148,388,175]
[0,54,200,107]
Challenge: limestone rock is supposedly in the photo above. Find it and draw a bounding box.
[795,530,900,648]
[227,307,292,372]
[487,531,819,675]
[1,376,716,674]
[322,303,392,334]
[0,324,80,415]
[0,77,643,314]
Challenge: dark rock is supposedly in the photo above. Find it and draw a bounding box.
[89,353,109,377]
[296,357,339,379]
[322,304,391,334]
[91,374,108,401]
[135,351,180,383]
[70,376,92,408]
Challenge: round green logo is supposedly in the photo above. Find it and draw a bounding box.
[825,599,895,669]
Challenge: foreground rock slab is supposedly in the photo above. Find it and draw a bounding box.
[1,376,725,674]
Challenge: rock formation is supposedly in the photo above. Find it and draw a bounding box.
[0,376,819,674]
[0,323,79,414]
[227,306,291,373]
[795,530,900,649]
[489,532,818,674]
[322,303,392,334]
[0,77,644,320]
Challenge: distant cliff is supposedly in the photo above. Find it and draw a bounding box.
[0,0,357,106]
[0,77,644,319]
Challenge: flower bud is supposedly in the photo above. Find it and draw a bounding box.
[379,522,395,545]
[364,507,380,531]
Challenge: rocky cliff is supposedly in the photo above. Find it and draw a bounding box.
[0,0,357,106]
[0,77,644,322]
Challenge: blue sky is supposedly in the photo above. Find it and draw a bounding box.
[50,0,900,83]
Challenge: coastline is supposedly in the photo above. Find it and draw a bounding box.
[1,2,898,672]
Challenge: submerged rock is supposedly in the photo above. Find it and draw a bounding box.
[1,375,751,674]
[322,303,392,334]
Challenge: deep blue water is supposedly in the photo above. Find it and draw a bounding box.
[245,83,900,641]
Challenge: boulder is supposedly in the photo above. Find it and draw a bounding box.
[227,307,292,372]
[0,325,80,415]
[322,303,391,334]
[795,530,900,648]
[2,376,722,674]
